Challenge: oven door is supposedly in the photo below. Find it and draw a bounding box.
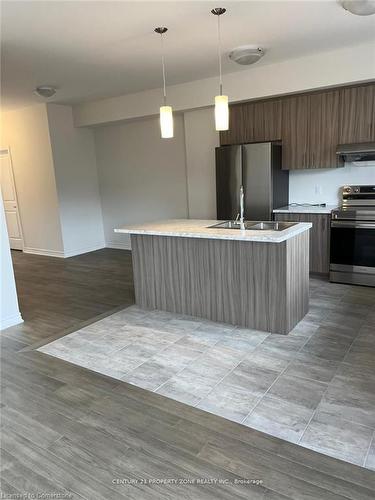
[330,220,375,285]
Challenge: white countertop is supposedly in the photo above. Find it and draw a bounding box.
[115,219,312,243]
[273,204,337,214]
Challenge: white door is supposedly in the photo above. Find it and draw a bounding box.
[0,150,24,250]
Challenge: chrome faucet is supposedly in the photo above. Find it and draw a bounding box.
[239,185,245,229]
[234,186,245,228]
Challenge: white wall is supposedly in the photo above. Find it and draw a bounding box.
[0,192,22,330]
[94,114,188,249]
[289,163,375,205]
[1,105,64,256]
[46,104,105,256]
[184,107,219,219]
[1,103,106,258]
[74,41,375,127]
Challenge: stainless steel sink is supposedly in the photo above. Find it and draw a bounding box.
[208,221,297,231]
[208,221,245,229]
[248,221,296,231]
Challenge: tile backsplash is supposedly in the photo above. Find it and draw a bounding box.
[289,163,375,205]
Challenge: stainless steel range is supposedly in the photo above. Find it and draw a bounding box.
[330,185,375,287]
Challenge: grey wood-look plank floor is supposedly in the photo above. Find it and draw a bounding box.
[1,249,375,500]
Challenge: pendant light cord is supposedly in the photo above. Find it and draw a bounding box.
[160,33,167,106]
[217,14,223,96]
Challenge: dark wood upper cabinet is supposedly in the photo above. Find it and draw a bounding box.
[220,82,375,170]
[221,104,245,145]
[338,85,375,144]
[281,90,340,170]
[240,102,256,143]
[255,99,282,142]
[221,99,282,145]
[281,95,309,170]
[306,90,341,169]
[308,90,340,169]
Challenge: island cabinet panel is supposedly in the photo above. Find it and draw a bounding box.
[274,213,330,274]
[338,85,375,144]
[131,233,309,335]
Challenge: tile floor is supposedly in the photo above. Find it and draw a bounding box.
[38,277,375,469]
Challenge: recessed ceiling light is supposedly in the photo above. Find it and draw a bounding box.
[339,0,375,15]
[229,45,265,65]
[33,86,57,98]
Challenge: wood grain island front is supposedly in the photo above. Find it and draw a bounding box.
[115,220,312,334]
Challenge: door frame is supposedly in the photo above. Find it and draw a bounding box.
[0,146,25,251]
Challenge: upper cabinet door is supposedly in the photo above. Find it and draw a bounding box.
[281,94,309,170]
[220,99,282,145]
[240,102,256,143]
[253,99,282,142]
[308,90,340,169]
[220,103,248,145]
[282,91,340,170]
[339,85,375,144]
[223,101,257,144]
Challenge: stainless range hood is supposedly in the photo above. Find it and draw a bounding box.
[336,142,375,163]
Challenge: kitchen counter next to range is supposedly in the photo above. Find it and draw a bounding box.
[116,219,311,335]
[273,204,337,214]
[115,219,312,243]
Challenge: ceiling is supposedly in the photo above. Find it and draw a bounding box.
[1,1,375,111]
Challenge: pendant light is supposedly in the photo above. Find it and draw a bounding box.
[155,27,173,138]
[211,7,229,131]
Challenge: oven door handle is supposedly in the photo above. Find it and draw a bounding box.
[331,221,375,229]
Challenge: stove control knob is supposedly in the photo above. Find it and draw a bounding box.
[344,187,351,193]
[354,187,360,193]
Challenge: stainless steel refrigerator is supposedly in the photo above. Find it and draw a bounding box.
[215,142,289,221]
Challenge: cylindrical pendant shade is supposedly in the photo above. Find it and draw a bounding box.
[160,105,174,138]
[215,95,229,131]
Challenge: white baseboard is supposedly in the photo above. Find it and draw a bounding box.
[63,241,106,258]
[23,242,106,258]
[23,247,65,258]
[0,312,23,331]
[23,242,130,257]
[106,240,132,251]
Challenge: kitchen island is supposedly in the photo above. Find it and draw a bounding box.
[115,220,312,334]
